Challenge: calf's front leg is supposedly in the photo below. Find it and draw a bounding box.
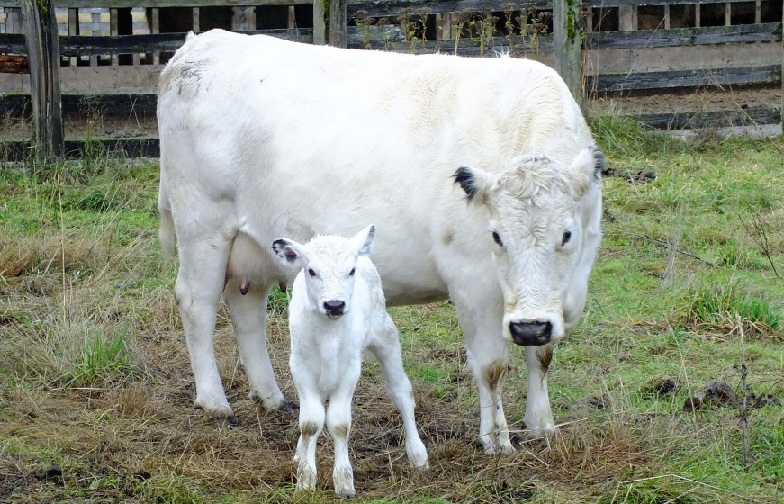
[327,393,355,499]
[295,394,324,492]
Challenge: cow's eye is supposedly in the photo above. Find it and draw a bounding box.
[491,231,503,247]
[349,268,356,276]
[562,230,572,246]
[307,268,317,277]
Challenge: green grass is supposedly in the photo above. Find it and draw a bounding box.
[1,120,784,502]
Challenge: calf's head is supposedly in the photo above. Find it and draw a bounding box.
[272,225,376,319]
[454,147,603,346]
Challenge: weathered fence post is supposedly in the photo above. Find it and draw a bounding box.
[21,0,63,160]
[328,0,347,48]
[313,0,326,44]
[553,0,584,108]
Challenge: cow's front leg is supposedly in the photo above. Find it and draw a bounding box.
[523,343,557,438]
[175,237,233,420]
[465,334,514,455]
[224,283,287,411]
[327,394,355,499]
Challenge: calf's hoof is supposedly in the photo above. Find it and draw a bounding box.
[333,466,355,499]
[250,392,297,413]
[295,464,317,492]
[406,440,429,470]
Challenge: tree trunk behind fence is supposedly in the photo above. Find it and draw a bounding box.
[553,0,584,109]
[22,0,63,160]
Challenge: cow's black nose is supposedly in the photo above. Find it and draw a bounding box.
[509,321,552,346]
[323,300,346,316]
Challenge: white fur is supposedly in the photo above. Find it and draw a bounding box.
[273,226,428,498]
[157,30,603,451]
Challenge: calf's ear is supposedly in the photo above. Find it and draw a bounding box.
[352,224,375,256]
[271,238,306,266]
[454,166,492,205]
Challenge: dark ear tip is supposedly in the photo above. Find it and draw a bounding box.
[453,166,476,200]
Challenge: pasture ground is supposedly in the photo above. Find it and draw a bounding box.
[1,118,783,503]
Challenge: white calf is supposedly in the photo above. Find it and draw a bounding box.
[272,225,429,498]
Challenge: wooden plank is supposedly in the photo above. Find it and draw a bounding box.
[0,54,28,73]
[0,33,27,53]
[583,0,767,7]
[329,0,347,47]
[313,0,325,44]
[618,4,636,31]
[348,0,551,19]
[591,65,781,92]
[0,93,157,117]
[46,28,312,56]
[21,0,63,160]
[345,27,554,54]
[4,1,312,8]
[0,138,160,161]
[628,106,780,130]
[67,8,77,66]
[588,23,782,50]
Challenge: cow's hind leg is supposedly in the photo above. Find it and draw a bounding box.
[368,314,429,469]
[175,236,233,420]
[223,283,287,411]
[523,343,557,439]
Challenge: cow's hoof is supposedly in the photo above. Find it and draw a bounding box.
[484,443,516,455]
[522,421,560,442]
[250,392,297,413]
[194,399,235,424]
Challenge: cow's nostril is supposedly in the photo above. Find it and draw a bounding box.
[323,300,346,313]
[508,320,552,346]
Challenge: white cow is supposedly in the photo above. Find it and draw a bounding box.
[272,225,428,498]
[157,29,603,454]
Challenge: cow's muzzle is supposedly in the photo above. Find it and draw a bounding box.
[323,300,346,319]
[509,320,552,346]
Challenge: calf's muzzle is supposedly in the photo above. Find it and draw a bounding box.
[323,300,346,317]
[509,320,552,346]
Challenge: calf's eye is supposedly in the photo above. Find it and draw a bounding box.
[349,268,356,276]
[491,231,503,247]
[307,268,317,277]
[562,230,572,245]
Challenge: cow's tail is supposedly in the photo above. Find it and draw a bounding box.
[158,181,177,263]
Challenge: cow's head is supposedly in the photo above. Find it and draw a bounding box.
[454,147,603,346]
[272,225,376,319]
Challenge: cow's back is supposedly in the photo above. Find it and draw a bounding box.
[157,30,593,304]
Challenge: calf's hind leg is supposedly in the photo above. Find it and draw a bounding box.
[368,314,429,469]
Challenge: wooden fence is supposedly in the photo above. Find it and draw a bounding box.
[0,0,782,159]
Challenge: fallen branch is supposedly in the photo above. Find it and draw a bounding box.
[625,233,716,267]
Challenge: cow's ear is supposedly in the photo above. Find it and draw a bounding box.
[271,238,306,267]
[454,166,492,204]
[351,224,375,256]
[569,147,603,197]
